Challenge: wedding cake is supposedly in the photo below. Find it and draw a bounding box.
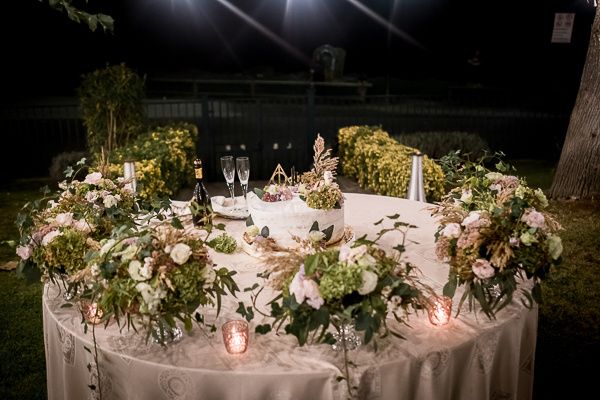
[244,135,345,249]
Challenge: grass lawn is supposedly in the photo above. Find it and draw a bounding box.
[0,164,598,400]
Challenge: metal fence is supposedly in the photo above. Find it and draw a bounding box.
[0,91,569,182]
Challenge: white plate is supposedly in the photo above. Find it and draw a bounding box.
[210,196,250,220]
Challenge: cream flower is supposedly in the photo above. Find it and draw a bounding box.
[441,223,461,239]
[521,209,546,229]
[41,230,62,246]
[135,282,166,314]
[308,230,326,242]
[201,266,217,288]
[460,189,473,203]
[323,171,334,186]
[84,172,102,185]
[128,260,151,281]
[103,194,119,208]
[72,219,92,234]
[520,232,538,246]
[55,212,73,226]
[358,270,378,295]
[170,243,192,265]
[16,245,32,260]
[289,268,324,309]
[461,211,481,227]
[472,259,495,279]
[547,235,563,260]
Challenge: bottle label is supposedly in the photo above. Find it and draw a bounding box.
[195,168,203,179]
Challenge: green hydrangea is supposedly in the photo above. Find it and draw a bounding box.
[318,262,363,301]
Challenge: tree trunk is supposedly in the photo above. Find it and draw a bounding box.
[549,6,600,200]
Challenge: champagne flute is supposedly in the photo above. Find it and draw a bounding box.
[220,156,236,208]
[236,156,250,199]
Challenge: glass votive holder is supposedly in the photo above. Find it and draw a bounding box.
[427,295,452,326]
[79,300,103,325]
[222,319,249,354]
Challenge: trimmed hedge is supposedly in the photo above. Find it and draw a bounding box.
[338,125,445,201]
[102,123,198,200]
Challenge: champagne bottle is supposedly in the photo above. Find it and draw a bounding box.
[192,158,210,226]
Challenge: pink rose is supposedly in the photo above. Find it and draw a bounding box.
[289,268,324,310]
[472,259,495,279]
[521,209,545,229]
[41,230,62,246]
[16,245,32,260]
[84,172,103,185]
[441,223,461,239]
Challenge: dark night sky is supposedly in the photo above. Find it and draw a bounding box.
[1,0,596,98]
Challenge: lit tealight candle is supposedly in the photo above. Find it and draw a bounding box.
[222,320,249,354]
[427,295,452,326]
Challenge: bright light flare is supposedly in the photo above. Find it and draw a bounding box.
[344,0,425,51]
[214,0,311,64]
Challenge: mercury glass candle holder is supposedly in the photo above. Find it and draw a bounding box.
[427,295,452,326]
[222,320,249,354]
[79,300,103,325]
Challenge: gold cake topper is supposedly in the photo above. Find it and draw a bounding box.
[268,164,289,185]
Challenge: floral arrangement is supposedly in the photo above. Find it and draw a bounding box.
[255,134,344,210]
[337,125,445,201]
[432,161,563,318]
[16,164,137,286]
[241,216,430,396]
[246,215,430,345]
[78,222,239,341]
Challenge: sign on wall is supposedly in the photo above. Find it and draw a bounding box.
[551,13,575,44]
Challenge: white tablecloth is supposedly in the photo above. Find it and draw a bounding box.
[43,193,537,400]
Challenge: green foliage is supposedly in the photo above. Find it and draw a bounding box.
[394,131,490,160]
[338,125,446,201]
[207,233,237,254]
[103,123,198,200]
[43,0,114,32]
[78,64,145,157]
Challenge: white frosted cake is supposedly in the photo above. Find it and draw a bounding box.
[246,191,345,247]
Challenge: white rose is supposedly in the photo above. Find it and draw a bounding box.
[323,171,334,186]
[462,211,481,227]
[41,230,62,246]
[54,212,74,227]
[103,194,118,208]
[170,243,192,265]
[547,235,563,260]
[358,270,378,295]
[472,259,495,279]
[135,282,166,314]
[128,260,147,281]
[16,245,32,260]
[100,239,117,256]
[357,253,376,268]
[245,225,260,238]
[201,266,217,288]
[520,232,538,246]
[308,230,326,242]
[345,245,368,264]
[460,189,472,203]
[485,172,503,181]
[85,191,99,203]
[441,223,461,239]
[84,172,103,185]
[534,188,549,208]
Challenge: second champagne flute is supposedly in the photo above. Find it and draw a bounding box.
[236,156,250,199]
[220,156,236,207]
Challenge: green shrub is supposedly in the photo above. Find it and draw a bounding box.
[103,123,198,200]
[393,131,489,160]
[78,63,145,156]
[338,126,445,201]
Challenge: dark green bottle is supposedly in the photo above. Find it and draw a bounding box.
[192,158,210,226]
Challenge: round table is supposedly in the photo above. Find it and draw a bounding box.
[43,193,537,400]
